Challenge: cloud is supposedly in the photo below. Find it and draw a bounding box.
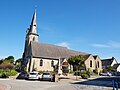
[108,41,120,48]
[0,56,8,59]
[55,42,70,49]
[91,41,120,48]
[92,44,110,48]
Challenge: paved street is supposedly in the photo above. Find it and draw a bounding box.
[0,79,57,90]
[0,77,113,90]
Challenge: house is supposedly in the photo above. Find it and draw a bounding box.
[21,9,102,74]
[93,55,102,73]
[112,64,120,72]
[101,57,118,69]
[84,54,102,73]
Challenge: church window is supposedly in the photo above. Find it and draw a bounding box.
[90,60,92,67]
[97,61,99,68]
[51,60,54,67]
[40,59,43,66]
[33,37,35,41]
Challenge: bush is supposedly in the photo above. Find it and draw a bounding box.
[0,69,18,78]
[80,70,91,79]
[10,69,18,76]
[69,70,74,74]
[1,73,7,78]
[81,74,89,79]
[74,70,81,76]
[87,68,93,75]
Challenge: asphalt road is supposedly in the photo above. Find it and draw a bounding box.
[0,79,58,90]
[0,77,116,90]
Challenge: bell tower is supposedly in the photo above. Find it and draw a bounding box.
[26,8,39,45]
[22,9,39,71]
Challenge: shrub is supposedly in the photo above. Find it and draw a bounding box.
[0,69,18,78]
[80,70,91,79]
[74,70,81,76]
[0,64,14,70]
[81,74,89,79]
[1,73,7,78]
[69,70,74,74]
[87,68,93,75]
[10,69,18,76]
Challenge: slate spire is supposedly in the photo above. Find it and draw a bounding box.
[30,8,37,34]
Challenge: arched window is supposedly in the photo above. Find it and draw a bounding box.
[97,61,99,68]
[51,60,54,67]
[33,37,35,41]
[90,61,92,67]
[40,59,43,66]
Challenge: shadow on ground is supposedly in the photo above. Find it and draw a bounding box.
[71,76,120,88]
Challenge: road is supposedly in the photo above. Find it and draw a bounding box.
[0,79,57,90]
[0,77,114,90]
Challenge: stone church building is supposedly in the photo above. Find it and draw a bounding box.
[22,9,102,73]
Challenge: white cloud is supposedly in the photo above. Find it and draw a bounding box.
[0,56,8,59]
[91,41,120,48]
[108,41,120,48]
[55,42,70,49]
[91,44,110,48]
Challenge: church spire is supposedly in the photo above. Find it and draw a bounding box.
[30,8,38,34]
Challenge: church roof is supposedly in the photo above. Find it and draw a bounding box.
[31,42,88,59]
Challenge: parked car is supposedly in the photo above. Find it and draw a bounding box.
[16,71,29,79]
[42,72,53,81]
[28,71,42,80]
[100,72,112,76]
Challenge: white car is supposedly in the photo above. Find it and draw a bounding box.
[42,72,53,81]
[100,72,112,76]
[28,71,42,80]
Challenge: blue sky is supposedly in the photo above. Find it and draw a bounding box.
[0,0,120,61]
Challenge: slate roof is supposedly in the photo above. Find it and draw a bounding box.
[93,55,98,60]
[101,57,116,66]
[83,54,91,60]
[31,42,88,59]
[113,64,120,69]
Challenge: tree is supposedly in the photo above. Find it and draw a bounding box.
[0,59,3,64]
[15,58,22,72]
[106,66,113,71]
[68,55,85,71]
[5,56,14,64]
[15,58,22,65]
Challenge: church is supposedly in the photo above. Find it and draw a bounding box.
[21,9,102,73]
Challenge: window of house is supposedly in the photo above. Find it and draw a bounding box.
[40,59,43,66]
[90,61,92,67]
[98,61,99,68]
[51,60,54,67]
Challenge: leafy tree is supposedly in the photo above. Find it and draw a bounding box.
[106,66,113,71]
[0,60,3,64]
[15,58,22,65]
[14,58,22,72]
[5,56,14,64]
[68,55,85,71]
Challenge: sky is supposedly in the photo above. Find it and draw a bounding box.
[0,0,120,61]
